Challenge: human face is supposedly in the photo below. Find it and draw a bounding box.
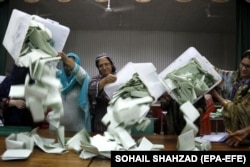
[239,57,250,80]
[97,57,113,76]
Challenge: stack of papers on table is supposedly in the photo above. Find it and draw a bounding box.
[196,132,229,142]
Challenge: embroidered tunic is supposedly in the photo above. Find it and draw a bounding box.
[216,68,250,132]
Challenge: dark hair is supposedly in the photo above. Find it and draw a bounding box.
[241,49,250,60]
[95,53,116,73]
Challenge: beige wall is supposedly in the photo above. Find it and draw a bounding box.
[6,30,236,77]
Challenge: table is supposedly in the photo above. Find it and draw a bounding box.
[0,129,249,167]
[0,129,95,167]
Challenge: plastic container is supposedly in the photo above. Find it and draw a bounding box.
[3,9,70,61]
[104,62,166,103]
[158,47,222,105]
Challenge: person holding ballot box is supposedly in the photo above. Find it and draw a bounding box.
[56,52,91,132]
[210,49,250,146]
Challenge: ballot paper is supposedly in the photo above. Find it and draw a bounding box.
[2,132,34,160]
[1,149,32,160]
[180,100,200,122]
[159,47,222,105]
[9,85,25,98]
[0,75,5,83]
[177,130,196,151]
[197,132,229,142]
[5,133,33,150]
[2,9,69,162]
[32,134,66,154]
[75,128,164,159]
[194,137,212,151]
[177,101,204,151]
[180,101,200,136]
[66,129,90,153]
[3,9,70,62]
[104,62,166,103]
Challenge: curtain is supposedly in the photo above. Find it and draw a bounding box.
[236,0,250,67]
[0,0,9,75]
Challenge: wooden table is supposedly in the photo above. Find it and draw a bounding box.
[0,129,249,167]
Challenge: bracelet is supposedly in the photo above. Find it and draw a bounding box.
[222,99,228,107]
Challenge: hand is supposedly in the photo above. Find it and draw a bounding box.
[10,99,26,109]
[98,74,117,91]
[58,52,75,68]
[104,74,117,84]
[209,88,230,107]
[225,128,249,147]
[58,52,67,61]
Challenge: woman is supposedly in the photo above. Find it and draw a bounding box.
[0,65,35,127]
[211,49,250,145]
[88,53,117,133]
[56,52,91,132]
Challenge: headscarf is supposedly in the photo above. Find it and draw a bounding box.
[95,53,116,74]
[59,52,81,94]
[57,52,91,131]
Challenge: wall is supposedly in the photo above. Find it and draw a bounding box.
[6,30,236,77]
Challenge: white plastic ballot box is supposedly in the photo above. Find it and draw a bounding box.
[104,62,166,103]
[158,47,222,105]
[2,9,70,61]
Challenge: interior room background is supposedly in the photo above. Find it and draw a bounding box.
[0,0,240,78]
[5,30,235,77]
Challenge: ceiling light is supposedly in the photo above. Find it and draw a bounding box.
[136,0,151,3]
[24,0,39,3]
[95,0,108,2]
[58,0,71,3]
[211,0,229,2]
[176,0,192,2]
